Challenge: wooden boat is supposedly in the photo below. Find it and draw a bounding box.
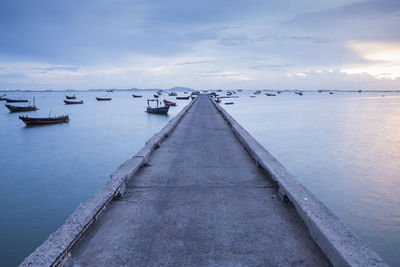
[146,99,169,114]
[0,94,7,101]
[295,91,303,96]
[250,96,256,98]
[329,91,334,95]
[19,115,69,125]
[65,95,76,99]
[96,97,111,101]
[225,102,234,105]
[216,98,221,103]
[176,96,190,100]
[163,99,176,106]
[107,89,114,92]
[64,100,83,104]
[168,92,177,96]
[265,93,276,96]
[6,98,28,103]
[154,94,159,98]
[132,94,143,98]
[6,104,38,112]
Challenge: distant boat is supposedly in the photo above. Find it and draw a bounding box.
[96,97,111,101]
[250,96,256,98]
[265,93,276,96]
[65,95,76,100]
[329,91,334,95]
[6,98,28,103]
[0,94,7,101]
[168,92,177,96]
[64,100,84,104]
[295,91,303,96]
[224,102,234,105]
[154,94,159,98]
[216,98,221,103]
[358,90,362,93]
[157,91,162,96]
[132,94,143,98]
[6,104,38,112]
[163,99,176,106]
[19,115,69,126]
[176,96,190,100]
[146,99,169,114]
[107,89,114,92]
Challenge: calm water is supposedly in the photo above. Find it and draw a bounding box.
[0,91,187,266]
[222,91,400,266]
[0,91,399,266]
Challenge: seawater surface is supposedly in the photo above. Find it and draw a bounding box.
[222,91,400,266]
[0,90,399,266]
[0,91,187,266]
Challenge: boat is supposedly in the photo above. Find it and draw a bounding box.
[146,99,169,114]
[295,91,303,96]
[6,104,38,112]
[96,97,112,101]
[65,95,76,99]
[154,94,159,98]
[265,93,276,96]
[107,89,114,92]
[19,115,69,126]
[163,99,176,106]
[132,94,143,98]
[225,102,234,105]
[0,94,7,101]
[157,91,162,96]
[216,98,221,103]
[254,90,261,95]
[6,98,28,103]
[329,91,334,95]
[191,95,197,100]
[176,96,190,100]
[250,96,256,98]
[168,92,177,96]
[64,100,84,104]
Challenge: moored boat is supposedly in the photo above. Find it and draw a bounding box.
[154,94,159,98]
[0,94,7,101]
[146,99,169,114]
[65,95,76,99]
[6,104,38,112]
[163,99,176,106]
[96,97,111,101]
[225,102,234,105]
[19,115,69,126]
[168,92,177,96]
[132,94,143,98]
[6,98,28,103]
[64,100,84,104]
[176,96,190,100]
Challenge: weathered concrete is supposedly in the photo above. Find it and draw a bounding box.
[210,97,388,267]
[20,97,198,267]
[68,95,331,266]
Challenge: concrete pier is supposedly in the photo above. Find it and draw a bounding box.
[21,94,387,266]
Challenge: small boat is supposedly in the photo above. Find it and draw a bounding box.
[6,104,38,112]
[65,95,76,99]
[329,91,334,95]
[0,94,7,101]
[265,93,276,96]
[64,100,84,104]
[191,95,197,100]
[295,91,303,96]
[6,98,28,103]
[225,102,234,105]
[154,94,159,98]
[254,90,261,95]
[157,92,162,96]
[146,99,169,114]
[163,99,176,106]
[168,92,177,96]
[216,98,221,103]
[250,96,256,98]
[107,89,114,92]
[176,96,190,100]
[19,115,69,126]
[96,97,112,101]
[132,94,143,98]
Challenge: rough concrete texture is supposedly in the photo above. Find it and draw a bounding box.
[69,95,331,266]
[211,97,388,267]
[20,97,197,267]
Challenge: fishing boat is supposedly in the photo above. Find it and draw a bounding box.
[265,93,276,96]
[0,94,7,101]
[163,99,176,106]
[157,91,162,95]
[132,94,143,98]
[216,98,221,103]
[96,97,112,101]
[154,94,159,98]
[176,96,190,100]
[19,115,69,126]
[250,96,256,98]
[168,92,177,96]
[6,104,38,112]
[6,98,28,103]
[329,91,334,95]
[107,89,114,92]
[64,100,84,104]
[65,95,76,99]
[295,91,303,96]
[146,99,169,114]
[225,102,234,105]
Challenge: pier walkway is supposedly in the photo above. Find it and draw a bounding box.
[69,95,330,266]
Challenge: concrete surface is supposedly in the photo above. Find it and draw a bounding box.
[69,95,331,266]
[211,97,388,267]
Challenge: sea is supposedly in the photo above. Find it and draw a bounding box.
[0,90,399,266]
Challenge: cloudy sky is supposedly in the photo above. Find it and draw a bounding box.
[0,0,399,90]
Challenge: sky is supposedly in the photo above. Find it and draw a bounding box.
[0,0,400,90]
